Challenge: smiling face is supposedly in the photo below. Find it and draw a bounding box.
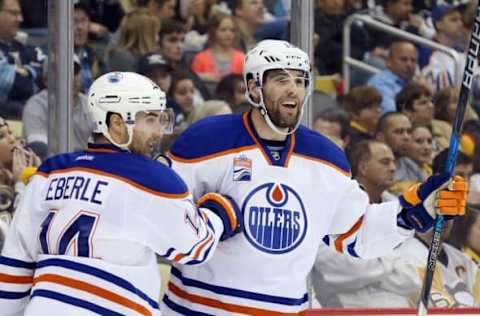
[259,69,308,129]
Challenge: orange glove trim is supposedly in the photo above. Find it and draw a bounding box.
[403,183,422,206]
[197,193,237,231]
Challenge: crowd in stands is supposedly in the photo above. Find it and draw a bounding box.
[2,0,480,310]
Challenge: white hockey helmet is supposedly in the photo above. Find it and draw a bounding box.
[243,40,312,135]
[88,72,173,149]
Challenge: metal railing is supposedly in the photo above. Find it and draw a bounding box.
[342,14,462,91]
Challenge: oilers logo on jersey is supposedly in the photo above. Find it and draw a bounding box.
[242,183,307,254]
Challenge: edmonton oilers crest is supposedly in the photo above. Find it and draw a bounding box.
[242,183,307,254]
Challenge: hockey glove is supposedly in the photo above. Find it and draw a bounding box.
[397,175,468,232]
[198,193,243,241]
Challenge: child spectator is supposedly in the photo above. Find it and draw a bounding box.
[215,74,248,113]
[168,70,196,131]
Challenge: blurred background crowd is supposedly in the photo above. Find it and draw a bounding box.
[2,0,480,310]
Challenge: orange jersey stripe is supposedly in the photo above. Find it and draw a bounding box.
[242,112,272,165]
[284,134,296,168]
[85,148,119,154]
[335,216,364,253]
[168,282,306,316]
[36,167,189,199]
[33,273,152,316]
[0,273,33,284]
[173,231,215,263]
[292,153,351,177]
[168,144,258,163]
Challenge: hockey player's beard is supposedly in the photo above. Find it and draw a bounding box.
[267,103,301,129]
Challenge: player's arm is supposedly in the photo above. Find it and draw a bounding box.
[0,174,48,315]
[322,174,467,259]
[137,191,242,265]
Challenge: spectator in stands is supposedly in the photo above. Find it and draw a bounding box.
[367,0,433,62]
[138,0,176,20]
[215,74,249,113]
[368,40,418,113]
[432,86,478,152]
[342,86,383,151]
[168,70,196,131]
[375,111,412,159]
[106,8,160,72]
[137,52,173,94]
[391,124,433,195]
[231,0,265,51]
[314,0,368,75]
[449,206,480,266]
[191,12,245,84]
[394,215,480,307]
[0,116,40,210]
[395,81,434,127]
[433,148,473,184]
[188,99,232,124]
[78,0,125,34]
[22,56,95,160]
[349,140,397,203]
[158,18,211,100]
[0,0,46,119]
[312,140,417,308]
[313,107,350,150]
[421,4,466,93]
[434,87,478,127]
[74,2,106,91]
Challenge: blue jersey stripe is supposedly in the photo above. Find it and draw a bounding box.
[0,256,35,269]
[171,267,308,306]
[31,289,123,316]
[0,290,31,299]
[36,258,159,309]
[163,294,213,316]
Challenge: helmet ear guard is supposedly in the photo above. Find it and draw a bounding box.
[242,40,313,135]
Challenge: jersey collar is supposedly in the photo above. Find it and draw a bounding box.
[86,143,129,154]
[242,111,295,167]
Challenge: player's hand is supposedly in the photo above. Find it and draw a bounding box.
[398,174,467,232]
[197,193,243,241]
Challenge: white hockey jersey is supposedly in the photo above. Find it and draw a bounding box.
[394,237,480,307]
[162,112,412,315]
[0,143,224,316]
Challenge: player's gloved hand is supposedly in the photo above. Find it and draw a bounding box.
[197,193,243,241]
[397,174,468,232]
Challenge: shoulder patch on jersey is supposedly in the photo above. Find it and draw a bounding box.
[38,151,188,197]
[169,113,255,161]
[293,126,351,175]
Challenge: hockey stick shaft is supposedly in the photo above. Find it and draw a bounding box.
[416,5,480,316]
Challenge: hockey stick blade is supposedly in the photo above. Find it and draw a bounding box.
[416,4,480,316]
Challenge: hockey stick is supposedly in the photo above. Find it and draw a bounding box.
[416,5,480,316]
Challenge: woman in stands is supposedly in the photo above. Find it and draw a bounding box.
[191,12,245,83]
[106,8,159,72]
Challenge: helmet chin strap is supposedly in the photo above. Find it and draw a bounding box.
[103,124,134,151]
[257,87,305,136]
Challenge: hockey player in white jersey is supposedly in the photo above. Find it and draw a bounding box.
[162,39,468,315]
[0,72,242,315]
